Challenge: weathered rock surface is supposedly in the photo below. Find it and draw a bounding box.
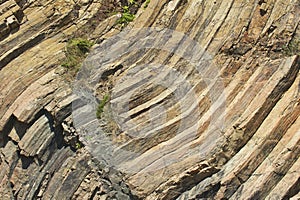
[0,0,133,199]
[0,0,299,199]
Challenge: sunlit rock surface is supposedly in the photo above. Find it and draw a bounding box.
[0,0,299,199]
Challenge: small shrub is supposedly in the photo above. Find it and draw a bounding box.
[96,94,110,119]
[62,38,94,72]
[69,39,94,53]
[117,6,135,26]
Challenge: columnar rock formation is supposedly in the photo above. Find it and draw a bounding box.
[0,0,299,199]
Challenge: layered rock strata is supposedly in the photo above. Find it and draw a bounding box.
[0,0,299,199]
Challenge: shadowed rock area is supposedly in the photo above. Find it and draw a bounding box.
[0,0,299,199]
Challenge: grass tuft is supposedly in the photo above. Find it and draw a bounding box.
[96,94,110,119]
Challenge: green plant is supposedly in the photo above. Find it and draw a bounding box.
[75,142,83,149]
[96,94,110,119]
[144,0,150,8]
[62,38,94,72]
[282,38,300,56]
[128,0,135,4]
[117,6,135,26]
[70,39,94,53]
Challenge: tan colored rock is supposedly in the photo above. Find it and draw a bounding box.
[0,0,299,199]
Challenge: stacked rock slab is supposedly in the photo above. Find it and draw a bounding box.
[0,0,22,39]
[0,0,299,200]
[88,0,300,199]
[0,0,132,199]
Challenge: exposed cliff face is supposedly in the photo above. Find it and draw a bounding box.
[0,0,299,200]
[0,0,134,199]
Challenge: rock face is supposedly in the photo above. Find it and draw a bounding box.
[0,0,133,199]
[0,0,299,200]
